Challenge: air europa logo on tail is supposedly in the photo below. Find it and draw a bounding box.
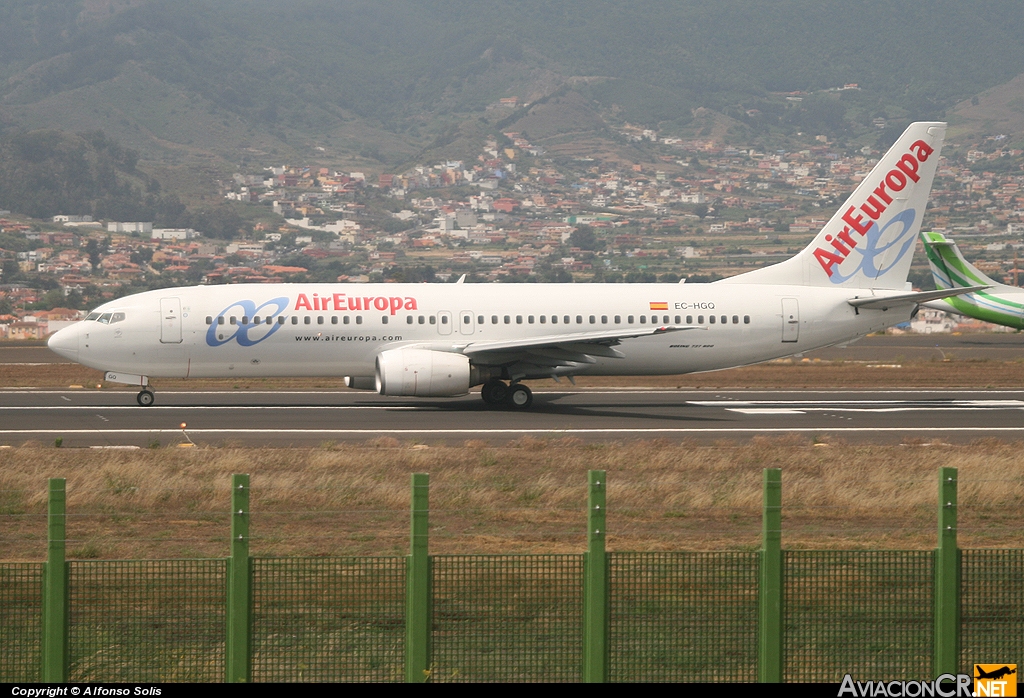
[813,139,934,278]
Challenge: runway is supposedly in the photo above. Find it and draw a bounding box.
[2,388,1024,446]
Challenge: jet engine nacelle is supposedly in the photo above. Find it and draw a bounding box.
[375,348,471,397]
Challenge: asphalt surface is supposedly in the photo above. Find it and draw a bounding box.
[2,388,1024,446]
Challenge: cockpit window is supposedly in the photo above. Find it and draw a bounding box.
[97,313,112,324]
[110,312,126,324]
[85,312,101,321]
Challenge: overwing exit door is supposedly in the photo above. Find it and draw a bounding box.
[781,298,799,342]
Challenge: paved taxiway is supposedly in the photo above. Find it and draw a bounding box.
[2,388,1024,446]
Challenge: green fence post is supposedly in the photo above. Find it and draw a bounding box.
[583,469,608,683]
[406,473,430,683]
[758,468,783,683]
[934,467,959,675]
[42,478,67,682]
[226,474,251,683]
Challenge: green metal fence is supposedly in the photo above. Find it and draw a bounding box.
[1,468,1022,683]
[782,551,934,682]
[251,557,405,682]
[68,560,226,682]
[608,552,759,682]
[0,562,43,682]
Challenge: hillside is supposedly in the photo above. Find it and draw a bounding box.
[3,1,1024,171]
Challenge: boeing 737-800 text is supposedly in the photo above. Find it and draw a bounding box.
[47,122,977,408]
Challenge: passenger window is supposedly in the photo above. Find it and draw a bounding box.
[601,315,608,324]
[504,315,511,324]
[382,316,388,324]
[528,315,534,324]
[551,316,558,324]
[698,315,704,324]
[278,317,286,325]
[441,316,448,325]
[418,316,425,324]
[344,316,351,325]
[253,316,260,324]
[721,316,727,324]
[687,315,693,324]
[639,315,646,324]
[709,315,716,324]
[674,315,681,324]
[242,316,249,325]
[320,316,326,325]
[406,316,413,324]
[663,315,669,324]
[230,317,237,325]
[304,316,311,325]
[577,315,583,324]
[615,315,621,323]
[744,315,751,324]
[206,316,213,325]
[589,315,595,324]
[516,316,523,324]
[334,317,340,325]
[478,315,485,324]
[218,316,226,325]
[492,315,498,324]
[627,315,634,323]
[291,316,298,325]
[540,316,547,324]
[564,315,570,324]
[356,316,363,324]
[463,315,471,324]
[732,315,739,324]
[429,316,436,324]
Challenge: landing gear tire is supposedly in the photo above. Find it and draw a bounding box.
[481,380,509,405]
[137,389,155,407]
[506,383,533,409]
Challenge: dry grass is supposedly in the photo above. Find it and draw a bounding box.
[1,437,1021,561]
[6,358,1024,390]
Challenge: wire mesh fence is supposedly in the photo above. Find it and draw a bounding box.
[251,557,406,682]
[67,560,226,682]
[961,549,1024,669]
[608,552,760,682]
[783,551,934,682]
[431,555,583,682]
[0,563,43,682]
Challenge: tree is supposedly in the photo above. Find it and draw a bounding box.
[694,204,709,219]
[568,225,598,251]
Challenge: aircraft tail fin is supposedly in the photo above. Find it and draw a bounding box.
[921,231,1010,290]
[720,122,946,289]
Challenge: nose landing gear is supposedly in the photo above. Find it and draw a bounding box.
[137,389,155,407]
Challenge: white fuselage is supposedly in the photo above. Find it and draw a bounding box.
[49,282,908,380]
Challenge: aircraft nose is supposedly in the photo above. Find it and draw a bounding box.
[47,323,80,362]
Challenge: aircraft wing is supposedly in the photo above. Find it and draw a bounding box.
[847,286,988,310]
[458,325,700,378]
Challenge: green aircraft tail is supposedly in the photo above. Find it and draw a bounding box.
[920,231,1024,328]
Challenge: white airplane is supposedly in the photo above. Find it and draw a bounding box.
[48,122,979,408]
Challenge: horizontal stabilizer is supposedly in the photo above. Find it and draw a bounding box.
[847,285,988,310]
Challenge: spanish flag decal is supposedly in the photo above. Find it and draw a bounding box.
[649,302,669,311]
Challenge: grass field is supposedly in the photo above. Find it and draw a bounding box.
[1,437,1021,561]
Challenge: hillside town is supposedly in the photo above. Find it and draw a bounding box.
[3,126,1023,339]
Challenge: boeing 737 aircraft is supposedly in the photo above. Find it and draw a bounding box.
[921,231,1024,328]
[48,122,980,408]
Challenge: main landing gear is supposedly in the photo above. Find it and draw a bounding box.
[480,380,533,409]
[137,389,155,407]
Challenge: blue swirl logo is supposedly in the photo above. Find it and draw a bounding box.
[830,208,917,285]
[206,297,289,347]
